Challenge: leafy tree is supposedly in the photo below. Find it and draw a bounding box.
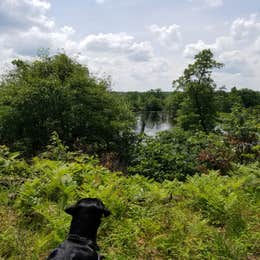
[173,49,223,132]
[214,87,260,113]
[0,53,134,155]
[165,90,185,121]
[220,105,259,163]
[236,88,260,108]
[214,88,241,113]
[119,89,167,112]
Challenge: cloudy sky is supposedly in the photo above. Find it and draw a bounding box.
[0,0,260,91]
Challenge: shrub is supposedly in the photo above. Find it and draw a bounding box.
[129,129,236,181]
[128,128,200,181]
[220,105,260,163]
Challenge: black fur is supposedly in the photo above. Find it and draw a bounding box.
[47,198,110,260]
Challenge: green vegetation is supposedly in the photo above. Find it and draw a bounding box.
[128,106,259,181]
[0,49,259,259]
[173,49,223,132]
[129,129,230,181]
[0,146,259,259]
[0,53,134,156]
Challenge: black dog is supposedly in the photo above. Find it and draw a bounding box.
[47,198,110,260]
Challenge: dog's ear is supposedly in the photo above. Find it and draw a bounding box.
[65,205,77,215]
[103,207,111,217]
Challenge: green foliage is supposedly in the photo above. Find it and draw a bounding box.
[221,105,259,143]
[173,49,223,132]
[42,132,69,161]
[0,53,134,155]
[220,105,260,163]
[128,129,196,181]
[118,89,169,112]
[0,48,259,260]
[165,90,185,120]
[0,145,31,188]
[0,151,259,259]
[167,87,260,116]
[128,128,237,181]
[196,133,235,174]
[236,88,260,108]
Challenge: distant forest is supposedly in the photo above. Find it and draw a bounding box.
[117,87,260,114]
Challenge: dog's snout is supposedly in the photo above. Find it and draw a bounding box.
[103,208,111,217]
[65,205,76,215]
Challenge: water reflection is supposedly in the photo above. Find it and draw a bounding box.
[135,111,172,136]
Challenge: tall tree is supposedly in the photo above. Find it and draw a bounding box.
[0,53,134,155]
[173,49,223,132]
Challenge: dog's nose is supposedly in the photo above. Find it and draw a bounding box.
[103,208,111,217]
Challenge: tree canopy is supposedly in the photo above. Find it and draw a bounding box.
[173,49,223,132]
[0,53,134,155]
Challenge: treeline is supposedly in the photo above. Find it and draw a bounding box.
[116,89,170,112]
[117,87,260,115]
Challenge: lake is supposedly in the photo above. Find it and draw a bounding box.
[135,111,173,136]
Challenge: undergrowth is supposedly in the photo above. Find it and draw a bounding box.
[0,148,259,259]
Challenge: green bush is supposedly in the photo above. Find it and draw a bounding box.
[220,105,260,163]
[128,128,200,181]
[128,129,235,181]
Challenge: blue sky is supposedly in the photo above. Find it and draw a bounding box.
[0,0,260,91]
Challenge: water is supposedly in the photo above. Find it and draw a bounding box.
[135,111,172,136]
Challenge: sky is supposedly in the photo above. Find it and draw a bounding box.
[0,0,260,91]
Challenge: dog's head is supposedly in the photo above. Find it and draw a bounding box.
[65,198,111,218]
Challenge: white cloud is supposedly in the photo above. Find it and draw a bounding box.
[77,33,170,90]
[80,33,134,52]
[149,24,182,49]
[184,40,213,58]
[0,0,54,31]
[0,0,79,72]
[219,50,254,76]
[0,1,259,91]
[127,41,153,62]
[231,14,260,40]
[29,0,51,10]
[1,25,78,57]
[0,0,167,90]
[183,36,234,58]
[79,33,153,62]
[183,14,260,90]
